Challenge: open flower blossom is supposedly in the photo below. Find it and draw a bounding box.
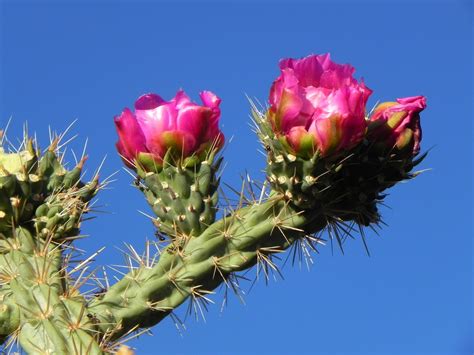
[369,95,426,156]
[114,90,224,168]
[268,53,372,157]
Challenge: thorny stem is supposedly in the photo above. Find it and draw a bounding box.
[1,228,103,354]
[88,194,327,340]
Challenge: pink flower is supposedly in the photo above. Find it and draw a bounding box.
[369,95,426,156]
[268,53,372,157]
[114,90,224,169]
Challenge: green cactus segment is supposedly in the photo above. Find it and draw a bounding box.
[89,195,326,339]
[0,142,98,238]
[139,151,222,238]
[0,298,20,343]
[4,228,102,354]
[266,146,424,226]
[0,140,103,353]
[254,108,424,225]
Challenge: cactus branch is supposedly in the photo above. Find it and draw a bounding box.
[88,193,325,339]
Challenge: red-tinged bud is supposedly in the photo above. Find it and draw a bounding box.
[369,96,426,156]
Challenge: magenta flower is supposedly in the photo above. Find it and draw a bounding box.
[268,53,372,157]
[369,96,426,156]
[114,90,224,169]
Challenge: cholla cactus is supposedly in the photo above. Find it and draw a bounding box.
[0,53,427,354]
[0,132,102,353]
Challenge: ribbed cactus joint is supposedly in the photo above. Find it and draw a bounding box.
[87,195,320,338]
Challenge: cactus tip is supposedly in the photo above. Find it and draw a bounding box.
[26,138,35,154]
[48,136,60,152]
[77,155,88,169]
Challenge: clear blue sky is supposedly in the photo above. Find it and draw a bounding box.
[1,1,472,354]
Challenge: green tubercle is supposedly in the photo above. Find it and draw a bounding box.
[137,149,222,238]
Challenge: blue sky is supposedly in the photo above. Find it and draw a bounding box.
[1,1,472,354]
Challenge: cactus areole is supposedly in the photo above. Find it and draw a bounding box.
[0,54,427,354]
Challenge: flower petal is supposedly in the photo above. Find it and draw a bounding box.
[308,115,343,156]
[135,93,165,110]
[173,90,192,110]
[200,91,221,110]
[136,103,177,148]
[114,108,147,162]
[200,90,222,139]
[176,104,211,140]
[160,131,197,157]
[396,96,427,110]
[286,126,315,156]
[277,88,304,132]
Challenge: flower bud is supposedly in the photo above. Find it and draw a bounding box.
[368,96,426,156]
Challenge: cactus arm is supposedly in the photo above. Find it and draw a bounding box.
[0,140,106,353]
[88,194,325,339]
[3,227,104,354]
